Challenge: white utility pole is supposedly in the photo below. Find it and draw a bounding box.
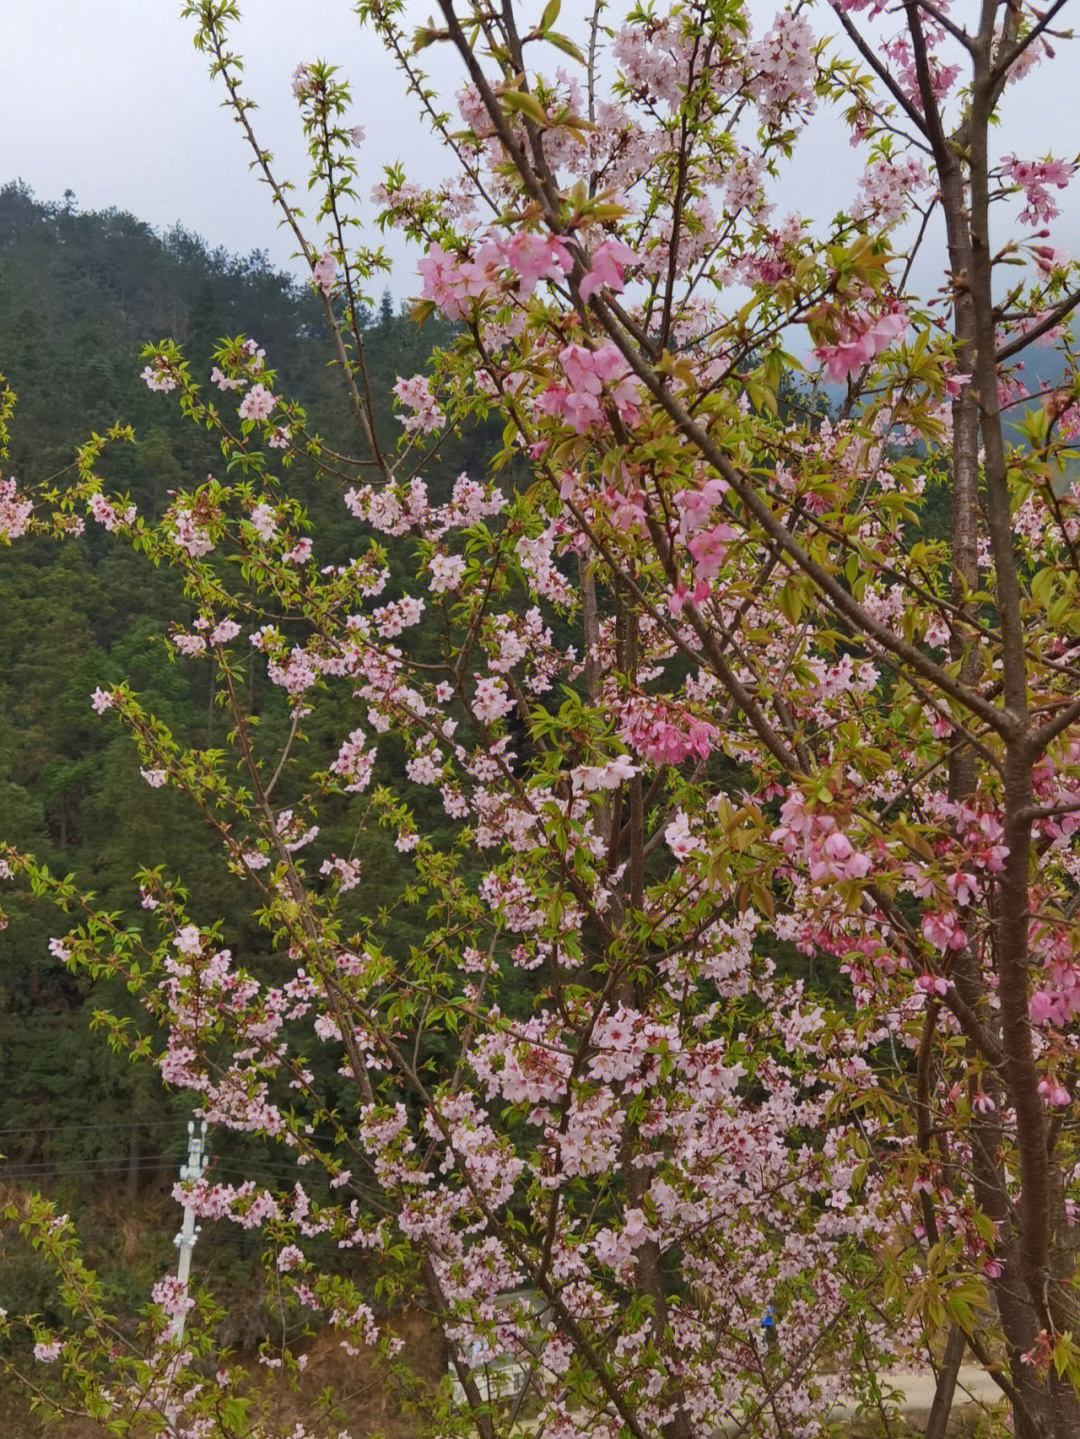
[173,1119,208,1344]
[166,1120,208,1436]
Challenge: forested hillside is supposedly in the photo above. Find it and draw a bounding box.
[0,181,485,1203]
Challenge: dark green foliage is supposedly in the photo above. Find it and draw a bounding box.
[0,183,493,1192]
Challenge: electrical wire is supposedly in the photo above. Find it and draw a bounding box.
[1,1153,389,1209]
[0,1117,185,1137]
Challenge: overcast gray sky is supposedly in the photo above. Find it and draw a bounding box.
[1,0,450,284]
[2,1,1077,296]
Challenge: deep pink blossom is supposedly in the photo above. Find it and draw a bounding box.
[579,239,639,302]
[815,307,907,382]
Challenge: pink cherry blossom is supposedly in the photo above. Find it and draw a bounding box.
[815,307,908,383]
[312,251,337,294]
[579,238,639,303]
[0,478,32,539]
[687,523,735,580]
[393,374,445,433]
[1002,154,1076,226]
[238,383,277,422]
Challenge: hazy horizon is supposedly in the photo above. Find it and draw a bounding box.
[4,1,1077,302]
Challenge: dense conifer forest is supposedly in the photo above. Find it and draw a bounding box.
[0,181,489,1221]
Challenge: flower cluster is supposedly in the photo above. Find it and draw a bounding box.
[0,477,32,539]
[1002,154,1076,226]
[814,306,907,383]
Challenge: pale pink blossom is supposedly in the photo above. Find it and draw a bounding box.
[238,383,277,422]
[250,503,277,540]
[393,374,445,433]
[0,478,32,539]
[313,251,338,294]
[277,1244,305,1272]
[140,358,176,393]
[428,553,467,593]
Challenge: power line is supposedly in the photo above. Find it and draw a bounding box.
[0,1142,372,1182]
[1,1155,388,1203]
[0,1117,184,1137]
[0,1157,179,1180]
[5,1151,358,1177]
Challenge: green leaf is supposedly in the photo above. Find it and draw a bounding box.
[777,580,804,625]
[501,90,548,125]
[1031,566,1057,608]
[222,1397,251,1428]
[545,30,586,62]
